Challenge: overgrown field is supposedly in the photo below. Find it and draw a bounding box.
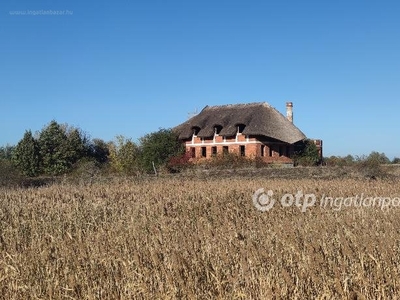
[1,176,400,299]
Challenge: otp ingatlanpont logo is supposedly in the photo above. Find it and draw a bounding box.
[252,188,275,212]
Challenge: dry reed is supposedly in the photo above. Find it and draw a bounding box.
[0,177,399,299]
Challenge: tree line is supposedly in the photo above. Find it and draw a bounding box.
[0,120,185,177]
[1,120,399,179]
[324,152,399,166]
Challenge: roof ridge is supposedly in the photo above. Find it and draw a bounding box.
[204,101,270,110]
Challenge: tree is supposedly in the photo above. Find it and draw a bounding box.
[118,139,139,174]
[12,130,40,177]
[108,136,139,174]
[67,127,90,162]
[366,151,390,165]
[138,128,185,173]
[0,145,15,160]
[343,154,355,165]
[324,154,355,167]
[89,138,110,164]
[293,139,321,166]
[38,120,88,175]
[393,157,400,164]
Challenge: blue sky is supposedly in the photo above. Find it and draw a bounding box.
[1,0,399,158]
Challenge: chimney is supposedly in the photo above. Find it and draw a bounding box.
[286,102,293,123]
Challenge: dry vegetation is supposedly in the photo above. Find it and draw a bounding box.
[1,176,400,299]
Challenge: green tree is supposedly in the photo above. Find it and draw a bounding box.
[0,145,15,160]
[108,136,139,174]
[293,139,321,166]
[89,138,110,164]
[138,128,185,173]
[366,151,390,165]
[324,154,355,166]
[67,127,89,162]
[118,139,139,174]
[343,154,355,165]
[38,120,88,175]
[392,157,400,164]
[12,130,40,177]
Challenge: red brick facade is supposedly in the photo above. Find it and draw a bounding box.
[183,133,295,164]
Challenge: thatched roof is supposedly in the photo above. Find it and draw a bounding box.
[174,102,306,144]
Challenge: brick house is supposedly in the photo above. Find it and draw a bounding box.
[174,102,322,164]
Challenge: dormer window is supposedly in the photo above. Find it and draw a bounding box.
[192,126,200,136]
[237,124,246,134]
[214,125,223,135]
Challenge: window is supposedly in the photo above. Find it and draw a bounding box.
[240,145,245,157]
[223,146,229,155]
[237,124,246,134]
[279,146,284,157]
[192,126,200,136]
[201,147,207,158]
[211,146,217,156]
[269,146,273,157]
[286,146,291,158]
[261,145,265,157]
[214,125,223,135]
[190,147,196,158]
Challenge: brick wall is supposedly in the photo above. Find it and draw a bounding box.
[184,135,294,164]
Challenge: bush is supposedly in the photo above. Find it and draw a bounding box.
[167,151,193,173]
[393,157,400,164]
[324,155,355,167]
[138,128,185,173]
[66,158,104,184]
[293,140,321,166]
[365,151,390,165]
[355,152,389,179]
[0,159,23,187]
[198,153,254,169]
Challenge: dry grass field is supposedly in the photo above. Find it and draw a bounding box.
[1,175,400,299]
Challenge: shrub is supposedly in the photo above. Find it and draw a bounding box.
[67,158,104,184]
[355,152,389,178]
[167,151,193,173]
[393,157,400,164]
[324,155,355,167]
[0,159,23,187]
[198,152,254,169]
[293,139,321,166]
[138,128,185,173]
